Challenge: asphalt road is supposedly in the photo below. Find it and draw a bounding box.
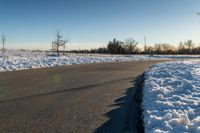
[0,60,168,133]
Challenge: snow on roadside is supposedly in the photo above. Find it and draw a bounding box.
[143,60,200,133]
[1,49,200,72]
[0,50,162,72]
[152,55,200,59]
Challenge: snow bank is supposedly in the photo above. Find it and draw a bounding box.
[1,49,200,72]
[143,60,200,133]
[152,55,200,59]
[0,50,161,72]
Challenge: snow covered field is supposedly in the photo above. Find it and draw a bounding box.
[0,50,163,72]
[143,61,200,133]
[152,55,200,59]
[1,49,200,72]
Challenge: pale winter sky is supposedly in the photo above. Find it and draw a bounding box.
[0,0,200,50]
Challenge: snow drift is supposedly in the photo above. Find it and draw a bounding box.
[0,50,161,72]
[143,60,200,133]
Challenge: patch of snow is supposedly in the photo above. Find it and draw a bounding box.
[1,49,200,72]
[143,60,200,133]
[153,55,200,59]
[0,49,163,72]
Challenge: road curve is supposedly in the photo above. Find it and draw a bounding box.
[0,60,168,133]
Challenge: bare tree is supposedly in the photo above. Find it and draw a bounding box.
[124,38,138,55]
[146,46,154,54]
[1,34,6,55]
[184,40,195,54]
[178,41,185,54]
[161,43,174,54]
[154,43,162,54]
[52,29,69,56]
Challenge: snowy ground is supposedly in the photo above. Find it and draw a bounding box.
[143,60,200,133]
[152,55,200,59]
[0,49,163,72]
[1,49,200,72]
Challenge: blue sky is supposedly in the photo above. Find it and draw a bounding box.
[0,0,200,50]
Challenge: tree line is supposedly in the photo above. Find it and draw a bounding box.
[68,38,200,55]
